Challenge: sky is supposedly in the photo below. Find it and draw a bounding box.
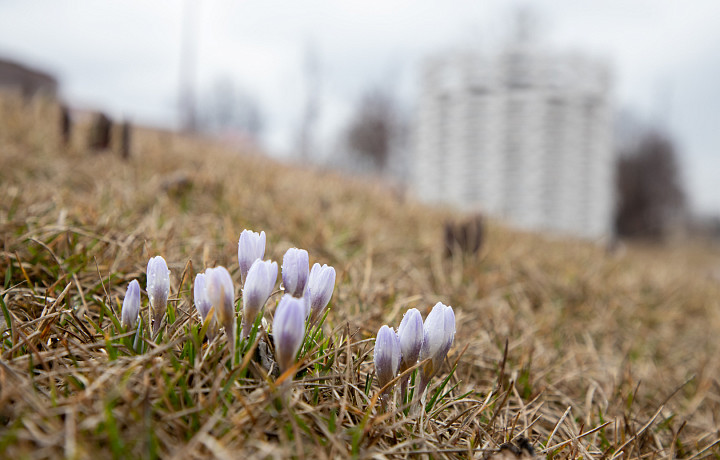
[0,0,718,215]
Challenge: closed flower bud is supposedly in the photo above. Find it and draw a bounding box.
[282,248,309,298]
[397,308,424,401]
[121,280,141,329]
[193,273,218,338]
[418,302,456,397]
[307,263,336,324]
[242,259,278,337]
[437,305,455,365]
[301,293,311,319]
[237,229,266,284]
[147,255,170,335]
[397,308,424,371]
[272,295,306,374]
[374,325,401,391]
[205,266,236,353]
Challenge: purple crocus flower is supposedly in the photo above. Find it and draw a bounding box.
[273,294,306,375]
[193,272,218,338]
[205,266,236,355]
[242,259,278,337]
[417,302,456,398]
[396,308,424,400]
[237,229,266,285]
[374,325,401,394]
[281,248,309,298]
[121,280,141,329]
[147,255,170,335]
[307,263,336,324]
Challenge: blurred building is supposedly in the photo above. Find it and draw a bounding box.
[412,42,614,239]
[0,58,58,98]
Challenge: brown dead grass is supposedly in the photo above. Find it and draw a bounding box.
[1,94,719,458]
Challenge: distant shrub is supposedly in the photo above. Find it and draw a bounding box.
[88,112,112,151]
[344,87,402,171]
[615,130,687,240]
[444,214,485,257]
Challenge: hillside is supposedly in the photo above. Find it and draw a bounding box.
[1,95,719,458]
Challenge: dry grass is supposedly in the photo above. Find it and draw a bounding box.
[1,94,720,459]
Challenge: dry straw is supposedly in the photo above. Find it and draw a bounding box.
[0,96,719,458]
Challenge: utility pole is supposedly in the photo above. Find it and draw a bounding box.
[298,42,320,161]
[179,0,199,133]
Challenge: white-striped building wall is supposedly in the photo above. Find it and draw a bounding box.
[412,46,614,239]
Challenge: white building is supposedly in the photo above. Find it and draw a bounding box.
[412,44,614,239]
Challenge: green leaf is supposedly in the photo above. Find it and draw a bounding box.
[0,294,13,351]
[425,363,458,413]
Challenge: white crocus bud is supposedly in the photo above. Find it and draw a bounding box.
[417,302,456,398]
[281,248,309,298]
[374,325,401,395]
[193,273,218,339]
[242,259,278,338]
[205,266,236,355]
[273,295,306,375]
[121,279,141,329]
[307,263,336,324]
[397,308,424,371]
[146,255,170,335]
[237,229,266,285]
[396,308,424,401]
[300,293,311,319]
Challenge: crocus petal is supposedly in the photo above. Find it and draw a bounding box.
[282,248,309,298]
[205,266,236,353]
[438,305,456,364]
[418,302,456,391]
[301,293,311,319]
[193,273,212,321]
[242,259,278,337]
[205,267,235,328]
[397,308,424,371]
[147,255,170,334]
[273,295,306,373]
[121,280,141,329]
[194,272,219,338]
[307,263,336,323]
[374,325,401,389]
[238,229,266,284]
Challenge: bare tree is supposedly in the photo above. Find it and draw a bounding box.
[297,42,321,161]
[198,77,264,139]
[178,0,199,132]
[344,86,404,171]
[615,129,687,239]
[88,112,112,152]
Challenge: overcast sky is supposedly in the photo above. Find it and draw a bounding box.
[0,0,718,214]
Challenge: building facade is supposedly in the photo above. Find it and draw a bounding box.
[0,58,58,99]
[412,45,614,239]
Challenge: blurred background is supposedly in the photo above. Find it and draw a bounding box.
[0,0,718,243]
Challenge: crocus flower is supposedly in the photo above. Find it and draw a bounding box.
[205,266,236,355]
[121,279,141,329]
[237,229,266,284]
[396,308,424,400]
[193,273,218,338]
[147,255,170,335]
[374,325,401,396]
[300,293,311,319]
[398,308,424,370]
[307,263,336,324]
[242,259,278,337]
[281,248,309,298]
[417,302,456,398]
[273,295,306,375]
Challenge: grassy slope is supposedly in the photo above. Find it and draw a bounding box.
[1,96,719,458]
